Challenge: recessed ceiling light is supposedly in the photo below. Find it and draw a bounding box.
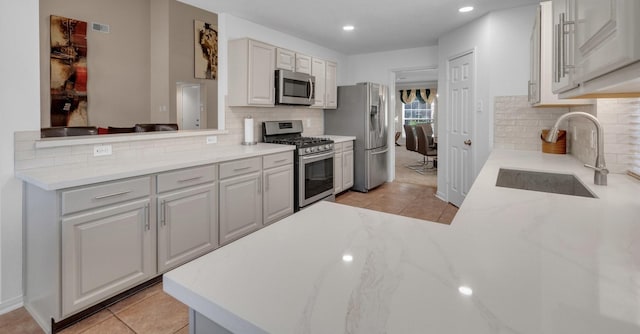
[342,254,354,262]
[458,285,473,296]
[343,25,355,31]
[459,6,474,13]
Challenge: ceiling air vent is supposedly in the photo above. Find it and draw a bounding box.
[91,22,110,33]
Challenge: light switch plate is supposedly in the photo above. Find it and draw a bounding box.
[206,136,217,144]
[93,144,112,156]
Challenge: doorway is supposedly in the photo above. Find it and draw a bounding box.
[176,82,205,130]
[392,68,439,188]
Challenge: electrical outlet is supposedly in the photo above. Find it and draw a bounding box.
[306,119,311,127]
[206,136,217,144]
[93,144,112,156]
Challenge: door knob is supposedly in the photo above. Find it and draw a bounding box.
[464,139,472,146]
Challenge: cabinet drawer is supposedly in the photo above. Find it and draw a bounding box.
[343,141,353,150]
[61,177,150,215]
[219,157,261,179]
[157,165,217,193]
[263,152,293,169]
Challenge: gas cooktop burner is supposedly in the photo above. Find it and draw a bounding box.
[262,120,335,155]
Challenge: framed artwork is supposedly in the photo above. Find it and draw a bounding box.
[50,15,88,127]
[194,20,217,80]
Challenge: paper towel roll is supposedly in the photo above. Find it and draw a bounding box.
[243,117,254,144]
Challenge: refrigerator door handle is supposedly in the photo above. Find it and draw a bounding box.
[371,147,389,155]
[378,95,385,139]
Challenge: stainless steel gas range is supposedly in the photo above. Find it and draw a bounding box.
[263,120,335,211]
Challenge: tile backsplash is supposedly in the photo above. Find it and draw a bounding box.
[14,105,324,172]
[494,96,640,174]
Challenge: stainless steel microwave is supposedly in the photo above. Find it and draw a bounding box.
[275,69,315,106]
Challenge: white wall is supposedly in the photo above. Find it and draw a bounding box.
[437,4,536,200]
[0,0,40,312]
[346,46,439,84]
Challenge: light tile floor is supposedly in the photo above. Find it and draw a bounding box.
[0,181,456,333]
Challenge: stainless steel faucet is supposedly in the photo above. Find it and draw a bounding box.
[543,111,608,186]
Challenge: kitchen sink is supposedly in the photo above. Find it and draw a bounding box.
[495,168,597,198]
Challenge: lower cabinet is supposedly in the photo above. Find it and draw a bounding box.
[219,157,263,245]
[333,141,354,194]
[61,198,155,317]
[157,184,218,273]
[263,164,294,225]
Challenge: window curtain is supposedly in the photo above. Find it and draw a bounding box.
[399,89,430,104]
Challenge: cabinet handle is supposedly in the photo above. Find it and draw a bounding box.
[554,22,561,83]
[258,176,262,195]
[559,13,575,77]
[274,159,287,163]
[178,176,203,183]
[266,175,269,191]
[144,204,150,231]
[233,166,251,172]
[160,200,166,226]
[94,190,131,200]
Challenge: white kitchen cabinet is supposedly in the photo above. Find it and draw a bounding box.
[552,0,640,97]
[342,141,354,190]
[156,165,218,273]
[295,53,312,74]
[311,58,326,108]
[228,38,276,106]
[263,153,294,225]
[325,61,338,109]
[62,198,154,316]
[276,48,295,71]
[333,141,354,194]
[219,157,263,245]
[334,144,344,194]
[530,1,591,106]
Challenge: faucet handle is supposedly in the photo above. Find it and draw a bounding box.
[584,164,609,174]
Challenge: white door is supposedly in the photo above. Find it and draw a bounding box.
[181,84,201,130]
[447,51,474,207]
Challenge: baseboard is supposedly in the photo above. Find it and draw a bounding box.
[435,190,447,202]
[0,295,23,315]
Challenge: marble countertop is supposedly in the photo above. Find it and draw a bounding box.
[164,149,640,333]
[16,143,294,190]
[321,135,356,143]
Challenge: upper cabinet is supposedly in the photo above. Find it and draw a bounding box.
[325,61,338,109]
[228,39,276,107]
[276,48,296,71]
[295,54,312,74]
[552,0,640,98]
[530,1,591,106]
[230,38,338,108]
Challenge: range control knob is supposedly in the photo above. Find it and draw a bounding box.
[325,144,331,150]
[305,148,311,154]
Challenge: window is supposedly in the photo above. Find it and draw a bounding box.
[403,100,433,126]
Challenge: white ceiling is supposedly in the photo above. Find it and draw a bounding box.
[182,0,540,55]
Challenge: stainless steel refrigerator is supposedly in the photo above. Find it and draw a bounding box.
[324,82,388,192]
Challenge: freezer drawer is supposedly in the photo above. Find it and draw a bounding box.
[365,146,388,191]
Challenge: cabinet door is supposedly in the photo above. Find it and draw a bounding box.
[248,40,276,105]
[529,4,541,105]
[311,58,326,108]
[295,54,312,74]
[276,48,295,71]
[62,199,154,316]
[263,165,294,225]
[325,61,338,109]
[574,0,640,83]
[552,0,580,93]
[334,152,343,194]
[219,172,262,245]
[157,184,218,273]
[342,149,354,190]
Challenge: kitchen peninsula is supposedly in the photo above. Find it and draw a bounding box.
[15,136,296,333]
[164,149,640,334]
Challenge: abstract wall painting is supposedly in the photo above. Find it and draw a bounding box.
[50,15,88,127]
[194,20,217,80]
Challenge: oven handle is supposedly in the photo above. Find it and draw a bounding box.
[301,151,334,162]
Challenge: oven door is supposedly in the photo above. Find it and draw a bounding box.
[299,151,334,208]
